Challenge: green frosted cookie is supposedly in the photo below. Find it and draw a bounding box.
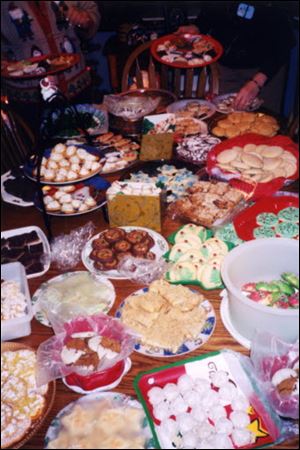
[256,212,278,227]
[215,223,244,245]
[276,222,299,238]
[253,226,276,239]
[278,207,299,223]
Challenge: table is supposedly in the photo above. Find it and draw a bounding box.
[1,176,299,449]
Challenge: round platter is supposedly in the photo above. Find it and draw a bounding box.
[23,144,103,186]
[116,287,216,358]
[1,53,80,79]
[40,104,107,139]
[233,193,299,241]
[212,93,263,114]
[81,226,169,280]
[151,33,223,69]
[167,99,217,120]
[44,392,154,449]
[31,271,116,327]
[34,177,109,217]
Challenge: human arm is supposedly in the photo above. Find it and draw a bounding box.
[234,72,267,110]
[66,1,100,39]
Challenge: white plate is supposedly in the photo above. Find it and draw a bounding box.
[62,358,132,394]
[44,392,154,449]
[31,271,116,327]
[1,170,34,207]
[116,287,216,358]
[81,226,169,280]
[212,93,263,114]
[1,226,51,279]
[23,144,103,186]
[220,290,251,349]
[167,99,216,120]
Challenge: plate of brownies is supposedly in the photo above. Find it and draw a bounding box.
[1,226,50,278]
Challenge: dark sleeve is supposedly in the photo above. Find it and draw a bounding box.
[258,12,296,80]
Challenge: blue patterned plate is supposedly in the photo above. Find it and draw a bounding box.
[116,287,216,358]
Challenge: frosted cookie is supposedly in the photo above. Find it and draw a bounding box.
[215,223,243,245]
[256,212,278,227]
[198,264,222,289]
[176,249,207,265]
[175,233,203,248]
[253,226,276,238]
[170,261,197,282]
[278,207,299,223]
[276,222,299,238]
[174,224,208,243]
[169,243,194,262]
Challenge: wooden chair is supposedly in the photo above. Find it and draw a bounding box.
[121,41,219,99]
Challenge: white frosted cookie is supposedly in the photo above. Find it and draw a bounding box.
[261,145,283,158]
[217,148,238,164]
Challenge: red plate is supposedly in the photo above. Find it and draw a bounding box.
[234,194,299,241]
[1,53,80,79]
[206,133,299,199]
[151,33,223,69]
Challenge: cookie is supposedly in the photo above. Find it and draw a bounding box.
[261,146,283,158]
[276,222,299,238]
[278,207,299,223]
[169,243,193,262]
[217,148,239,164]
[256,212,278,227]
[198,264,222,289]
[253,226,276,238]
[262,157,282,171]
[241,152,263,168]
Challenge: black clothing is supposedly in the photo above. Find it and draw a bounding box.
[196,1,295,79]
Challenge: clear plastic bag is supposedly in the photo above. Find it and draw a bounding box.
[103,94,160,120]
[49,222,96,270]
[250,332,299,420]
[36,313,137,386]
[117,256,169,285]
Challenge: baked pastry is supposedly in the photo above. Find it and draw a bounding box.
[212,112,279,138]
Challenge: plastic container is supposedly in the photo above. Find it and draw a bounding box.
[221,238,299,343]
[1,262,33,341]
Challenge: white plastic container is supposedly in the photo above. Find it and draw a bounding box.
[221,238,299,343]
[1,262,33,341]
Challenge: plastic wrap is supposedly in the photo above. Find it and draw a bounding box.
[117,256,169,285]
[250,332,299,419]
[36,314,137,386]
[49,222,96,270]
[45,393,152,449]
[103,94,160,120]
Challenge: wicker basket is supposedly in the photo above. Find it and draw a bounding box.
[1,342,56,449]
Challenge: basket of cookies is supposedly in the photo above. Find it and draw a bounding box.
[1,342,56,449]
[206,134,299,198]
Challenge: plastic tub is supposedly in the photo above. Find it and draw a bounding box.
[1,262,33,341]
[221,238,299,343]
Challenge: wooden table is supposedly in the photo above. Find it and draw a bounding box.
[1,180,299,449]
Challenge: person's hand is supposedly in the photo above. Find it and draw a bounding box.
[175,25,200,35]
[234,81,260,110]
[66,6,92,29]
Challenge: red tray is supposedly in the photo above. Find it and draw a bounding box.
[1,53,80,79]
[206,134,299,199]
[234,194,299,241]
[134,352,280,449]
[151,33,223,69]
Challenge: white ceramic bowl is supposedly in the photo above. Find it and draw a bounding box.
[221,238,299,343]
